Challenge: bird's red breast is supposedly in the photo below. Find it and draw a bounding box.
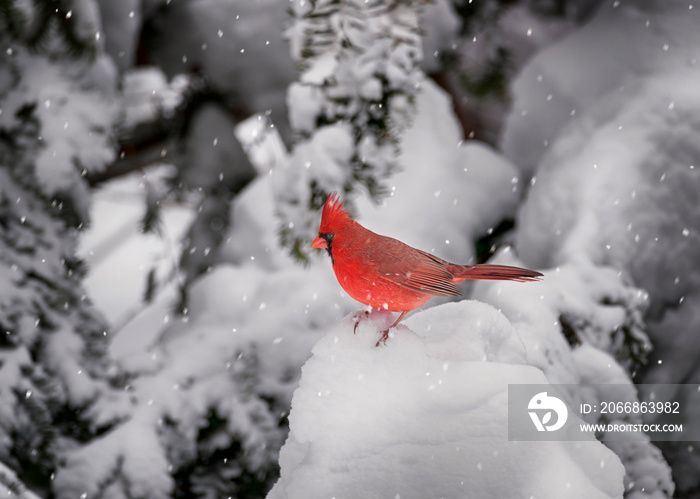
[312,192,542,314]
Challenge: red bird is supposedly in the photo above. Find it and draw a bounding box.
[311,192,542,345]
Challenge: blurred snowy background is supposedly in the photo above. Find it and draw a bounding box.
[1,0,699,497]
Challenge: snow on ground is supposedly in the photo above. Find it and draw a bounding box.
[268,303,624,499]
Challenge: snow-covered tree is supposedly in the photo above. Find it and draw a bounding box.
[473,256,673,498]
[102,0,285,303]
[30,3,305,497]
[0,0,122,494]
[1,1,688,498]
[275,0,425,261]
[498,0,699,494]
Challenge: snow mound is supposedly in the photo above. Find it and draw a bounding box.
[268,301,624,499]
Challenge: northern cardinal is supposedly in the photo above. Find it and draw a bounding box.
[312,192,542,345]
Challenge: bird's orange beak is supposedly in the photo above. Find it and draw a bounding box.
[311,236,327,249]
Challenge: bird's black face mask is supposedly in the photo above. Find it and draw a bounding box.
[318,232,335,262]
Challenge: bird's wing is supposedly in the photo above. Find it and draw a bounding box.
[371,242,462,297]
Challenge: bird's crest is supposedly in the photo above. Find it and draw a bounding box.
[319,191,352,231]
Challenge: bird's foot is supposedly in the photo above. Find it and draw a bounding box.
[350,309,403,346]
[352,310,371,334]
[375,328,391,347]
[374,311,407,347]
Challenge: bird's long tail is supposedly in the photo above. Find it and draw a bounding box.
[451,264,543,283]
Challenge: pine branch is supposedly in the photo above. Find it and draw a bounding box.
[278,0,425,260]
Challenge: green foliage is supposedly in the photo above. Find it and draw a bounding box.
[277,0,425,261]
